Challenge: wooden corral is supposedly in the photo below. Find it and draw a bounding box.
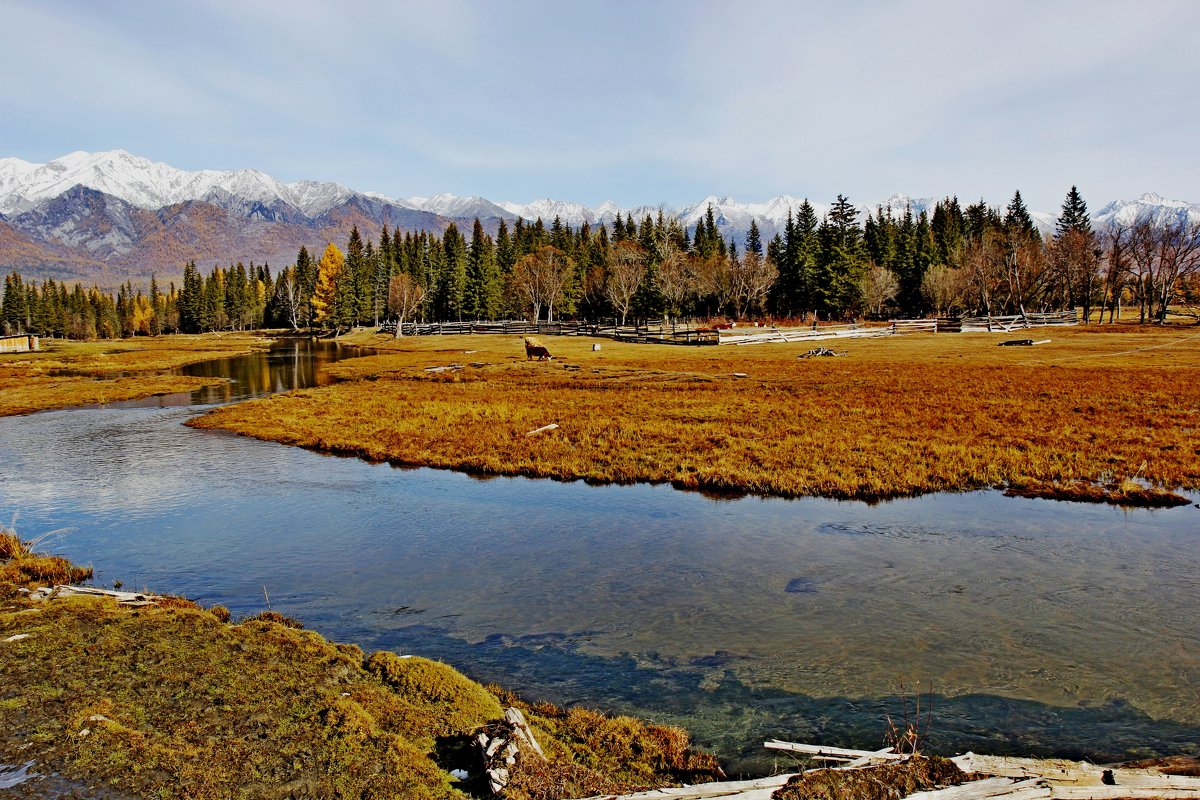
[0,334,39,353]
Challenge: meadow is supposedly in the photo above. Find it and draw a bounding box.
[0,333,269,416]
[191,326,1200,503]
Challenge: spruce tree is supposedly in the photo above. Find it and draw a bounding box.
[1004,190,1037,240]
[1056,185,1091,238]
[745,219,763,258]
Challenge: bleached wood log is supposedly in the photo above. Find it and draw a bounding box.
[906,778,1047,800]
[951,753,1200,790]
[504,707,546,760]
[524,423,560,437]
[33,585,162,604]
[1050,788,1200,799]
[844,746,898,768]
[763,740,907,761]
[575,772,795,799]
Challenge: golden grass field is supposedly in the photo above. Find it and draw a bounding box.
[190,326,1200,502]
[0,334,269,416]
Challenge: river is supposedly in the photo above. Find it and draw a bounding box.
[1,338,1197,771]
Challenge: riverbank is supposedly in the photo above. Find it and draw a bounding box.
[0,333,271,416]
[189,326,1200,503]
[0,530,721,800]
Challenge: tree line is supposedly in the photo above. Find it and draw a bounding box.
[4,187,1199,338]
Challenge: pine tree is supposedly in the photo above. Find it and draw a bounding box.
[149,276,162,336]
[496,220,515,275]
[295,246,316,328]
[1004,190,1037,240]
[745,220,763,258]
[931,197,965,264]
[343,226,368,325]
[815,195,867,317]
[3,272,28,334]
[466,219,502,319]
[1056,185,1091,238]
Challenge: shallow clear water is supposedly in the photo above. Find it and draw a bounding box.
[2,339,1197,769]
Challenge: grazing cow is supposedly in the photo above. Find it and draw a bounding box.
[524,337,553,361]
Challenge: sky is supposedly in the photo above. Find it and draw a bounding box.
[1,0,1197,213]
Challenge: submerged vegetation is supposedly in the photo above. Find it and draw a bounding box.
[0,333,267,416]
[0,531,721,799]
[190,327,1200,503]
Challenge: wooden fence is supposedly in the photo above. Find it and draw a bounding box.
[377,318,720,345]
[375,310,1078,347]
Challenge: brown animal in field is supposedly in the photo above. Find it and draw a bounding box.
[524,337,552,361]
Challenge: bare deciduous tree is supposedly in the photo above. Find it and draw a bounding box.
[387,272,426,336]
[1127,219,1200,323]
[860,264,900,318]
[921,263,964,317]
[654,242,697,324]
[605,241,647,325]
[511,246,574,323]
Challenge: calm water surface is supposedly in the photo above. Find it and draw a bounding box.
[2,339,1197,770]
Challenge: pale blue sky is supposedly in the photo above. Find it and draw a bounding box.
[1,0,1196,211]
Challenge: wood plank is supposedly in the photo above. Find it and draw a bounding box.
[576,773,795,800]
[1050,788,1200,799]
[905,777,1042,800]
[763,740,907,760]
[952,753,1200,789]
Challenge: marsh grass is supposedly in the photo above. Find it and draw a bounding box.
[0,525,92,591]
[0,333,269,416]
[192,328,1200,502]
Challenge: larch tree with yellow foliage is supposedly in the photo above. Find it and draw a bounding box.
[311,242,346,327]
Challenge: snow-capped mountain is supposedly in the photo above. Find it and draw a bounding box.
[406,193,515,221]
[1093,192,1200,230]
[2,149,1197,288]
[0,150,360,218]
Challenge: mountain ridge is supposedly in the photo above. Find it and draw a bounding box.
[2,150,1196,287]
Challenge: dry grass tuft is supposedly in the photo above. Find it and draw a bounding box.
[0,527,93,589]
[773,756,972,800]
[1005,479,1192,507]
[239,609,304,628]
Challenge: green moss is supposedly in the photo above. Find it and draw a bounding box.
[0,597,471,800]
[366,651,504,737]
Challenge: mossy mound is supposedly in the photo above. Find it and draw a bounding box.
[0,596,468,800]
[494,689,725,800]
[772,756,972,800]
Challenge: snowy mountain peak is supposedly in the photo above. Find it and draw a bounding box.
[3,150,1198,247]
[0,150,363,218]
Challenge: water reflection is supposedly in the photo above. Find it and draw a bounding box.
[178,338,363,404]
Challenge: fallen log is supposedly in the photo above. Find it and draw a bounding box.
[26,585,163,606]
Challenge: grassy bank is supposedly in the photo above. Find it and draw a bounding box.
[0,333,270,416]
[0,529,720,799]
[189,326,1200,503]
